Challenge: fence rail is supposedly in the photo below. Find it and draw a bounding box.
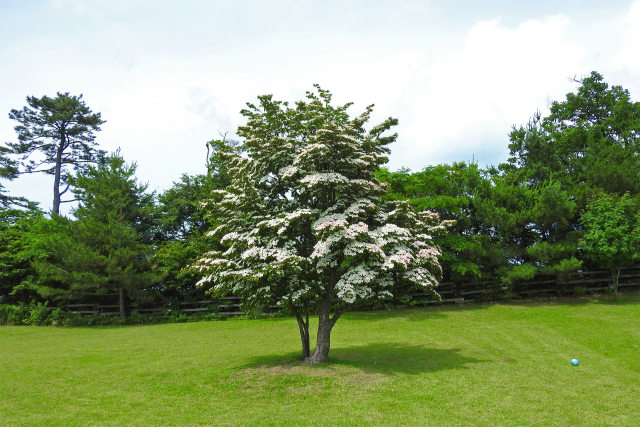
[47,266,640,317]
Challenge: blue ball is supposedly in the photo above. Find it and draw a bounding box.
[571,358,579,366]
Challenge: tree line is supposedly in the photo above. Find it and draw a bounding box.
[0,94,230,317]
[1,71,639,325]
[378,72,640,297]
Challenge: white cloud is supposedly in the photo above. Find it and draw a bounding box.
[50,0,87,13]
[393,15,587,169]
[2,1,640,211]
[613,0,640,73]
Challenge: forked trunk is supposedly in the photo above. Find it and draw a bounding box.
[305,303,333,364]
[304,271,342,365]
[304,299,344,364]
[294,309,311,359]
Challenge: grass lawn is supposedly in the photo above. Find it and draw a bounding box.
[1,295,639,426]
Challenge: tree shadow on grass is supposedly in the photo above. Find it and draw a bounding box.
[330,343,483,375]
[345,302,493,323]
[497,290,640,308]
[241,343,483,376]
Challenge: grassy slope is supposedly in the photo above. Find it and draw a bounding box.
[1,296,639,426]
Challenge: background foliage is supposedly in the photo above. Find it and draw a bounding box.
[1,71,639,320]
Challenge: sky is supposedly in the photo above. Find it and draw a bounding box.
[1,0,640,212]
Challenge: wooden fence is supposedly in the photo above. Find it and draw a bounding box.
[53,296,246,317]
[53,266,640,317]
[408,266,640,305]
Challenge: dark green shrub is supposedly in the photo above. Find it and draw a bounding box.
[0,303,230,326]
[0,304,34,325]
[126,312,153,324]
[24,302,51,325]
[47,308,63,326]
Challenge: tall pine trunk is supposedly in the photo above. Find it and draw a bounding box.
[52,136,65,215]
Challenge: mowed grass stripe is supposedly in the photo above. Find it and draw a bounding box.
[1,296,639,426]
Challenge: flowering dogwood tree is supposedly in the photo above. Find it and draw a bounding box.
[194,86,448,364]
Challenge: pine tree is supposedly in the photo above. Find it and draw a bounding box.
[20,153,156,317]
[5,93,105,214]
[71,153,156,316]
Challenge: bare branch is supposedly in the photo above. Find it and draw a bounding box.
[59,182,72,196]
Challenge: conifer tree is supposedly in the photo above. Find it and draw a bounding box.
[5,92,104,215]
[21,153,156,317]
[0,147,19,208]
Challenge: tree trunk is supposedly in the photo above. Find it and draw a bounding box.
[305,302,333,364]
[304,278,344,364]
[294,307,310,359]
[300,269,346,365]
[52,137,64,215]
[119,287,126,318]
[612,268,620,299]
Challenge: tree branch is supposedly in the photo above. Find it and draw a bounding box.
[59,182,71,196]
[22,168,56,175]
[25,157,56,171]
[330,308,345,327]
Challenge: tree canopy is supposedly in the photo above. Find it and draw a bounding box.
[17,153,156,317]
[505,71,640,203]
[2,71,640,335]
[579,193,640,297]
[194,86,447,363]
[5,92,105,215]
[378,72,640,290]
[0,146,23,208]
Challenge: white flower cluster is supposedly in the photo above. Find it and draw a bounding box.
[404,267,438,288]
[196,274,214,287]
[344,222,369,238]
[344,241,385,258]
[349,179,383,192]
[336,265,377,303]
[241,246,299,263]
[413,234,433,244]
[310,236,337,261]
[347,199,373,211]
[198,257,229,266]
[418,210,441,223]
[313,213,348,232]
[387,250,414,269]
[417,247,441,262]
[292,143,329,166]
[205,227,221,238]
[300,172,349,186]
[254,209,314,235]
[338,134,359,144]
[286,284,313,303]
[220,231,241,244]
[279,165,298,178]
[370,223,411,247]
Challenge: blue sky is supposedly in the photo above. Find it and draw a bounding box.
[1,0,639,211]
